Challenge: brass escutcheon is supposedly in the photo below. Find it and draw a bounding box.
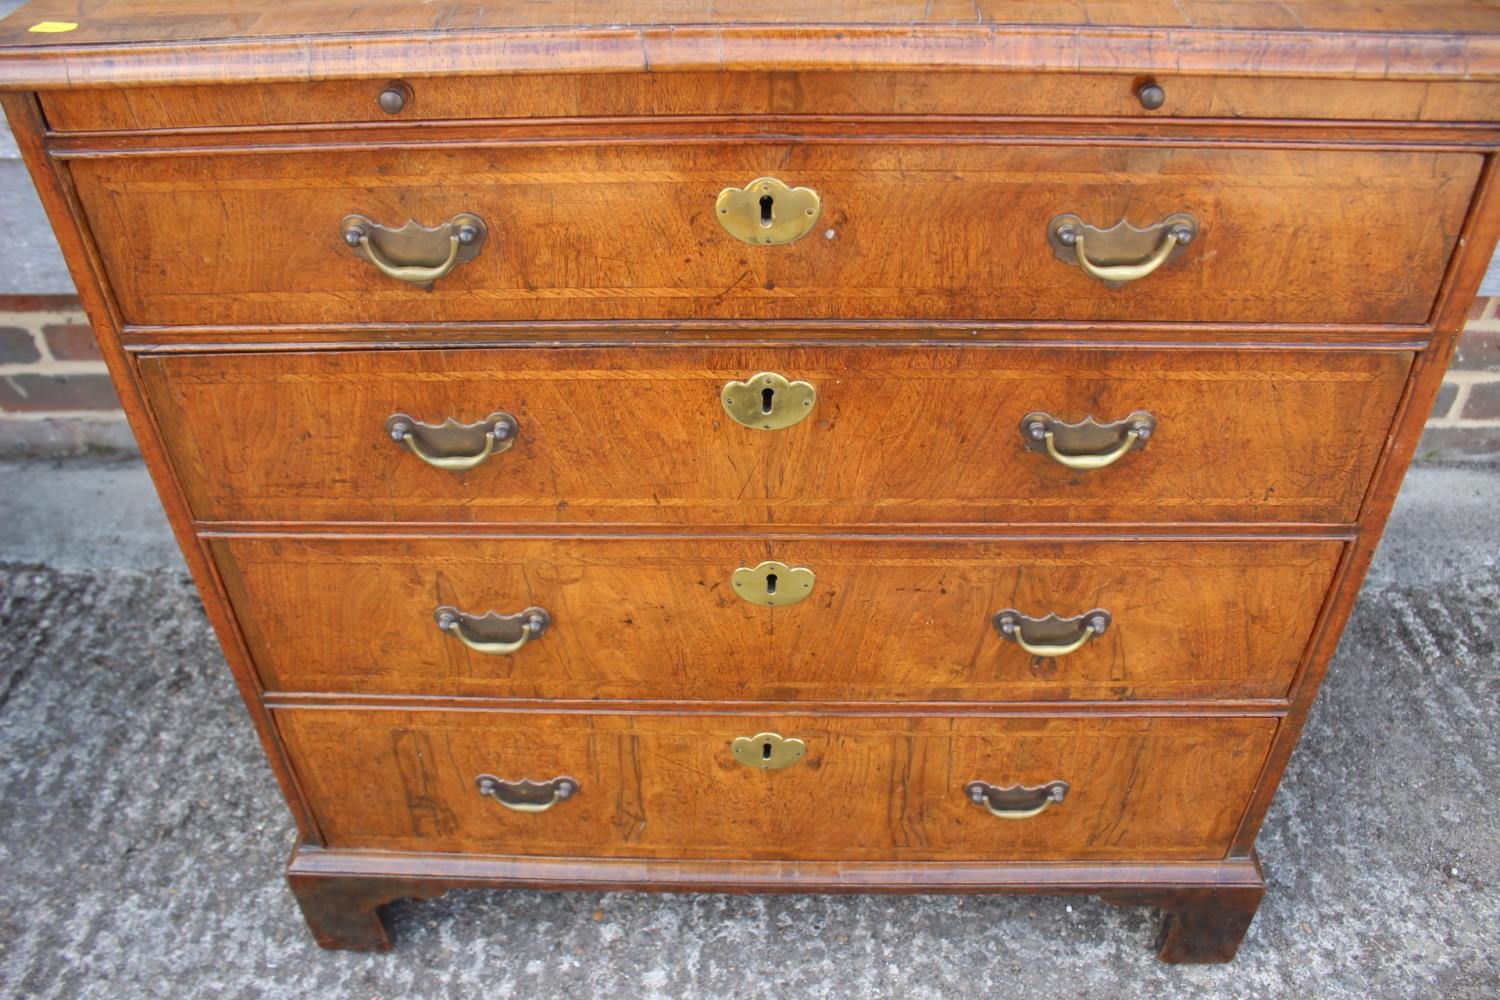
[731,560,815,608]
[731,732,807,771]
[721,372,817,431]
[715,177,821,245]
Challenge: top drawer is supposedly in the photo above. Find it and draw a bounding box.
[68,143,1479,329]
[39,72,1500,131]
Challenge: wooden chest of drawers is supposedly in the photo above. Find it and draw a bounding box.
[4,0,1497,964]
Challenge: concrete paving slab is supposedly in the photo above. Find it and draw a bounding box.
[1366,464,1500,588]
[0,460,1495,998]
[0,457,179,570]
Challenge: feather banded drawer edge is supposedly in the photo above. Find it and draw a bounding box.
[2,0,1498,964]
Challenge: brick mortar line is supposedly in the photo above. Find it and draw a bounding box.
[1425,418,1500,428]
[0,361,110,377]
[0,312,87,324]
[1441,371,1500,384]
[1445,382,1474,421]
[0,411,128,422]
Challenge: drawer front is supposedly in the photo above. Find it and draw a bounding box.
[41,73,1500,131]
[274,709,1275,860]
[76,144,1478,326]
[141,345,1410,526]
[215,535,1343,702]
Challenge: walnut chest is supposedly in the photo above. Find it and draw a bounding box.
[3,0,1497,963]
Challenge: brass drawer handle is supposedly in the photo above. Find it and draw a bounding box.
[475,775,578,813]
[731,732,806,770]
[992,609,1111,658]
[386,411,517,472]
[435,605,550,656]
[1048,213,1197,288]
[721,372,816,430]
[716,177,821,245]
[1021,410,1155,471]
[340,213,487,288]
[965,780,1069,820]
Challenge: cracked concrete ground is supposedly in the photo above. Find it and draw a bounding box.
[0,458,1495,999]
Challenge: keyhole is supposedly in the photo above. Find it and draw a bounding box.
[761,386,776,413]
[762,741,774,760]
[759,194,774,227]
[765,573,778,595]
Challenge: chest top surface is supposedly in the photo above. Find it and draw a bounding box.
[1,0,1499,88]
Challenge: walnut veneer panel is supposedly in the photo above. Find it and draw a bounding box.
[213,535,1341,703]
[273,709,1276,861]
[8,0,1500,39]
[41,72,1500,131]
[6,0,1497,961]
[73,145,1478,326]
[4,0,1499,88]
[140,345,1410,526]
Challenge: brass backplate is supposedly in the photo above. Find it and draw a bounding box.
[1046,212,1197,288]
[341,213,487,268]
[474,774,579,812]
[965,779,1070,817]
[1020,411,1155,456]
[716,177,821,245]
[435,605,551,642]
[731,560,815,607]
[387,411,517,461]
[721,372,817,431]
[992,608,1111,644]
[731,732,807,771]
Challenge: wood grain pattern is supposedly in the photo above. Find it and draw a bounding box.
[7,0,1500,39]
[5,0,1497,961]
[71,143,1479,326]
[288,843,1268,890]
[139,345,1411,526]
[1231,156,1500,858]
[3,0,1499,88]
[272,708,1277,860]
[39,72,1500,132]
[1102,883,1265,963]
[50,119,1500,164]
[211,534,1343,702]
[285,847,1266,959]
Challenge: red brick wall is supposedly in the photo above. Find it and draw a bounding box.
[2,295,1498,460]
[1419,297,1500,461]
[0,295,133,454]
